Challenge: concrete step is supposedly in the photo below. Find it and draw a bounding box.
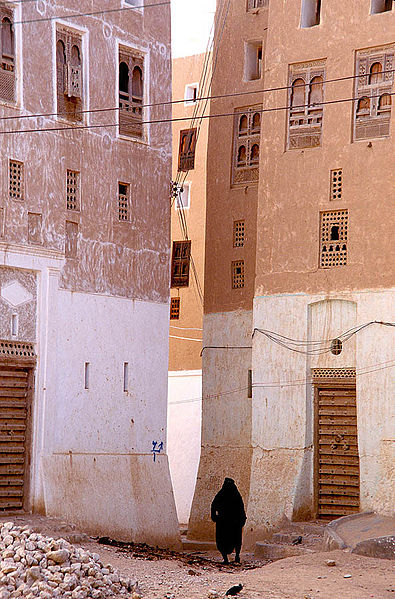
[182,538,216,552]
[255,541,314,561]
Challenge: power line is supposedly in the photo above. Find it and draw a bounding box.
[0,68,393,125]
[169,359,395,405]
[0,90,393,136]
[169,334,202,342]
[12,1,171,26]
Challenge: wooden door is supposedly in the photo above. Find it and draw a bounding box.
[315,386,360,518]
[0,367,31,511]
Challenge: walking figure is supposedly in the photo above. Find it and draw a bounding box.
[211,477,246,564]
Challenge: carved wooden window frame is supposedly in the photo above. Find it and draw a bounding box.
[353,46,394,141]
[231,106,261,186]
[288,61,325,150]
[56,26,83,122]
[0,5,15,104]
[119,47,144,139]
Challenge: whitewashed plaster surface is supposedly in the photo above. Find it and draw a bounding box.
[188,310,253,540]
[248,289,395,532]
[167,370,202,524]
[0,247,180,548]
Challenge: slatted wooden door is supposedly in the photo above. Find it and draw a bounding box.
[316,386,360,518]
[0,367,30,511]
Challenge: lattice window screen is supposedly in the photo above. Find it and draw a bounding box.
[9,160,23,200]
[330,169,343,201]
[0,340,35,358]
[232,106,261,185]
[233,220,245,247]
[118,183,130,221]
[232,260,245,288]
[67,170,80,211]
[170,298,180,320]
[320,210,348,268]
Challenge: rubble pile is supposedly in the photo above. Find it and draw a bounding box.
[0,522,137,598]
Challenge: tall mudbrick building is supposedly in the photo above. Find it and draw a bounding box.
[0,0,179,547]
[189,0,394,544]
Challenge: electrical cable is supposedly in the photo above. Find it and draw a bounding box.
[1,68,393,125]
[168,359,395,405]
[1,90,393,135]
[12,1,171,26]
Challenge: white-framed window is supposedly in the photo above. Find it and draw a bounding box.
[184,83,199,105]
[244,41,263,81]
[123,0,144,11]
[176,182,190,210]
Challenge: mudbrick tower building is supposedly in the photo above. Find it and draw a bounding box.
[0,0,179,547]
[189,0,394,545]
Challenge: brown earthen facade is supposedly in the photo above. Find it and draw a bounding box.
[189,0,394,543]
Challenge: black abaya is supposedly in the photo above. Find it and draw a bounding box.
[211,478,246,563]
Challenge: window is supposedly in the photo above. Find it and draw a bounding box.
[288,61,325,149]
[232,260,245,289]
[320,210,348,268]
[354,46,394,141]
[178,128,197,171]
[118,183,130,221]
[184,83,199,105]
[56,28,83,122]
[119,48,144,138]
[301,0,321,28]
[9,160,23,200]
[66,170,80,211]
[28,213,42,245]
[171,241,191,287]
[232,106,261,185]
[124,0,144,8]
[176,182,190,209]
[0,6,15,103]
[330,169,343,201]
[247,0,268,11]
[371,0,393,13]
[244,42,263,81]
[170,298,180,320]
[233,220,245,247]
[65,221,78,258]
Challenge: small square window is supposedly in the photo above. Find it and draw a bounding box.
[232,260,245,289]
[9,160,23,200]
[124,0,144,9]
[176,183,190,210]
[184,83,199,105]
[244,42,263,81]
[66,170,80,211]
[300,0,321,28]
[118,182,130,221]
[170,298,180,320]
[233,220,245,247]
[330,169,343,201]
[246,0,268,11]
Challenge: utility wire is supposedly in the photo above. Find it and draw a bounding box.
[168,359,395,405]
[1,90,393,136]
[1,68,393,125]
[12,1,171,26]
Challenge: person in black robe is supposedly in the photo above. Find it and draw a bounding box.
[211,477,246,564]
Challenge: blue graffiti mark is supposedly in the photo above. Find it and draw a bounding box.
[151,441,164,462]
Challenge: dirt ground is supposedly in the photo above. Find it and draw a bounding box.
[1,514,394,599]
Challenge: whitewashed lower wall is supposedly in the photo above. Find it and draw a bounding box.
[167,370,202,524]
[248,288,395,532]
[188,310,253,541]
[0,246,180,549]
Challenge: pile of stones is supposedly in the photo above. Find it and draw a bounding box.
[0,522,137,598]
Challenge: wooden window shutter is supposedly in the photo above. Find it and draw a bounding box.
[171,241,191,287]
[178,128,197,171]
